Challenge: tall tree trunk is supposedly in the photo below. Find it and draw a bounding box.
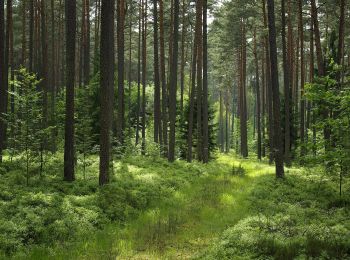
[2,0,11,153]
[135,0,141,146]
[225,97,229,153]
[64,0,76,181]
[298,0,306,158]
[8,0,13,116]
[196,0,203,161]
[263,0,273,163]
[179,0,186,113]
[240,19,248,158]
[94,0,101,71]
[127,0,132,136]
[153,0,161,144]
[83,0,90,86]
[267,0,284,178]
[21,0,26,66]
[261,50,266,157]
[337,0,345,79]
[159,0,168,155]
[117,0,125,146]
[202,0,209,162]
[99,0,115,185]
[29,0,34,71]
[50,0,56,152]
[219,91,224,152]
[141,0,147,155]
[168,0,180,162]
[186,30,197,162]
[0,0,5,162]
[41,0,48,151]
[253,29,261,160]
[281,0,291,164]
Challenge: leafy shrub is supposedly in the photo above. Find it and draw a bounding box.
[231,164,246,176]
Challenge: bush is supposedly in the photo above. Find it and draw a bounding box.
[231,164,246,176]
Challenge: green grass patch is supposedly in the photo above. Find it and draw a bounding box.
[0,154,349,259]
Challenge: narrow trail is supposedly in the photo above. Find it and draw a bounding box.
[113,156,275,259]
[26,155,276,260]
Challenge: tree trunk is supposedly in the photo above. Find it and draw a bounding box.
[136,0,141,146]
[337,0,345,78]
[141,0,147,155]
[50,0,56,152]
[281,0,291,165]
[202,0,209,162]
[128,0,132,136]
[179,0,185,113]
[153,0,161,144]
[0,0,5,162]
[41,0,48,139]
[21,0,26,66]
[240,19,248,158]
[83,0,90,86]
[263,0,273,163]
[159,0,168,155]
[267,0,285,178]
[168,0,180,162]
[219,91,224,152]
[253,29,261,160]
[298,0,306,158]
[64,0,76,181]
[196,0,203,162]
[117,0,125,146]
[186,29,197,162]
[29,0,34,71]
[99,0,115,185]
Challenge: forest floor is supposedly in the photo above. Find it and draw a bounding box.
[1,153,349,259]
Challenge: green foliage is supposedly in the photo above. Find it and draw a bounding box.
[5,68,51,183]
[231,163,245,176]
[305,59,350,195]
[178,100,218,160]
[202,168,350,260]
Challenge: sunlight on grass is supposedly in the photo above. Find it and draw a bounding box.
[4,152,349,259]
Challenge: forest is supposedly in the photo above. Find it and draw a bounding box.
[0,0,349,259]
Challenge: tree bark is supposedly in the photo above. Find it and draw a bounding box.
[168,0,180,162]
[281,0,291,165]
[240,19,248,158]
[29,0,34,71]
[153,0,161,144]
[83,0,90,86]
[41,0,48,137]
[159,0,168,155]
[136,0,141,146]
[117,0,125,146]
[179,0,186,113]
[186,29,197,162]
[141,0,148,155]
[196,0,203,162]
[202,0,209,162]
[267,0,284,178]
[64,0,76,181]
[298,0,306,158]
[99,0,115,185]
[253,29,261,160]
[0,0,5,162]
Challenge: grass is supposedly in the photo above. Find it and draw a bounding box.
[0,153,349,259]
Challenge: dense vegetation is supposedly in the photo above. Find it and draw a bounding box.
[0,0,349,258]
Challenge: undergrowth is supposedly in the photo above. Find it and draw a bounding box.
[0,154,349,259]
